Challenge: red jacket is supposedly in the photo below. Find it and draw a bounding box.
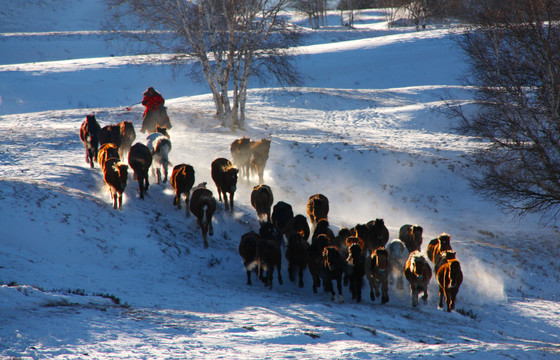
[142,93,165,115]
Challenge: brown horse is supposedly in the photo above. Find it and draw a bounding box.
[346,237,366,303]
[170,164,195,216]
[403,250,432,307]
[306,193,329,227]
[211,157,238,212]
[399,224,423,253]
[322,246,345,303]
[284,214,311,244]
[250,138,271,184]
[285,232,308,288]
[102,157,128,210]
[189,183,217,248]
[79,114,101,168]
[239,231,260,285]
[230,137,252,182]
[250,184,274,223]
[307,234,330,294]
[366,246,390,304]
[98,143,120,171]
[99,121,136,160]
[437,257,463,312]
[427,233,452,272]
[127,142,152,200]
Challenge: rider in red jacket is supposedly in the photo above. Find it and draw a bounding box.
[140,87,172,133]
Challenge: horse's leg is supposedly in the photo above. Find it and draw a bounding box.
[397,273,404,290]
[438,285,444,309]
[411,286,418,307]
[268,267,274,289]
[368,276,376,302]
[217,187,223,202]
[201,223,209,249]
[421,283,429,303]
[277,262,283,285]
[336,274,344,303]
[381,277,389,304]
[288,263,295,282]
[374,278,381,298]
[185,193,190,217]
[246,269,252,285]
[229,192,234,212]
[138,179,144,200]
[356,276,363,303]
[448,287,457,312]
[173,189,179,207]
[298,267,304,288]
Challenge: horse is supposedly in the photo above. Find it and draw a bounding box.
[256,235,283,289]
[366,218,390,250]
[99,121,135,160]
[321,246,346,303]
[399,224,424,253]
[98,143,120,171]
[250,138,271,184]
[365,246,390,304]
[170,164,195,216]
[230,137,252,182]
[102,157,128,210]
[427,233,452,273]
[345,237,366,303]
[250,184,274,223]
[284,214,310,244]
[79,114,101,168]
[403,250,432,307]
[271,201,294,241]
[386,239,408,290]
[189,183,216,248]
[127,143,152,200]
[285,232,308,288]
[306,193,329,228]
[437,257,463,312]
[146,132,172,184]
[435,250,457,276]
[238,231,260,285]
[311,218,336,245]
[211,157,238,212]
[307,234,330,294]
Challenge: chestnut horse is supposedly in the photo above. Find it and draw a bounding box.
[437,257,463,312]
[399,224,423,253]
[403,250,432,307]
[366,246,390,304]
[306,193,329,228]
[427,233,452,273]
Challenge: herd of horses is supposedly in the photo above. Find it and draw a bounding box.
[79,115,463,312]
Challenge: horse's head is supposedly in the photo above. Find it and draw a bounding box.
[225,167,239,192]
[438,233,452,251]
[346,240,363,266]
[410,252,428,281]
[352,224,369,243]
[373,247,389,274]
[412,225,423,239]
[322,246,340,271]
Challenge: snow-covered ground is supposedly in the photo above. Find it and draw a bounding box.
[1,2,559,359]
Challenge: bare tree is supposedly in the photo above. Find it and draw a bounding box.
[106,0,301,129]
[292,0,327,29]
[451,0,560,222]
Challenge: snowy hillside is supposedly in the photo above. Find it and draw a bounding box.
[1,1,559,359]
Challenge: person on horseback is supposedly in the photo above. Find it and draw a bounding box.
[140,86,172,133]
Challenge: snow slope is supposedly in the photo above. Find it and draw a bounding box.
[1,2,559,359]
